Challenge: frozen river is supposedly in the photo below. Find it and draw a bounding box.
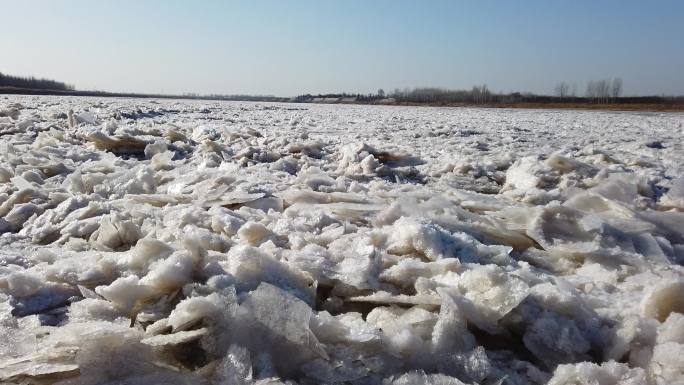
[1,96,683,384]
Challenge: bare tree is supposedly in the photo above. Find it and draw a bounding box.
[598,80,609,103]
[586,79,616,103]
[377,89,385,98]
[554,82,570,100]
[586,81,597,100]
[471,84,490,103]
[482,84,491,102]
[611,77,623,99]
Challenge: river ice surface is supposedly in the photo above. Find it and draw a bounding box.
[1,96,683,384]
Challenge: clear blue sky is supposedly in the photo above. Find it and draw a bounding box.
[1,0,683,96]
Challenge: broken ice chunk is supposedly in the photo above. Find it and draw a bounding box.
[366,306,438,359]
[76,111,98,125]
[649,341,684,384]
[380,258,460,289]
[242,285,316,343]
[526,203,601,255]
[523,311,591,368]
[379,217,481,262]
[386,370,468,385]
[125,238,175,272]
[310,311,381,345]
[502,155,556,193]
[140,327,209,347]
[181,225,231,262]
[0,360,80,384]
[529,282,597,321]
[2,271,42,298]
[95,275,156,312]
[238,283,326,374]
[167,293,220,331]
[209,207,246,236]
[139,252,194,292]
[223,245,313,303]
[93,213,142,251]
[86,131,148,158]
[9,283,77,317]
[237,221,275,246]
[657,313,684,344]
[640,279,684,322]
[210,344,254,384]
[144,140,168,159]
[68,298,124,322]
[548,360,646,385]
[659,177,684,210]
[325,233,381,290]
[431,289,476,354]
[449,265,530,331]
[2,203,43,233]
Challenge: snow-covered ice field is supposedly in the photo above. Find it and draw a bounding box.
[1,95,683,384]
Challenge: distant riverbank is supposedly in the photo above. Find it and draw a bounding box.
[3,86,684,113]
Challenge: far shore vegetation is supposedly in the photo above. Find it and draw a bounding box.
[2,71,683,112]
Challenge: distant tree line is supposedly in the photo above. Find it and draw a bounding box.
[294,86,529,104]
[183,92,284,102]
[0,72,74,91]
[2,71,681,108]
[294,78,684,107]
[388,85,496,104]
[202,94,285,102]
[554,78,623,103]
[293,86,498,104]
[292,92,388,103]
[585,78,622,102]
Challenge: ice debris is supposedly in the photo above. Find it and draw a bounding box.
[0,96,682,384]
